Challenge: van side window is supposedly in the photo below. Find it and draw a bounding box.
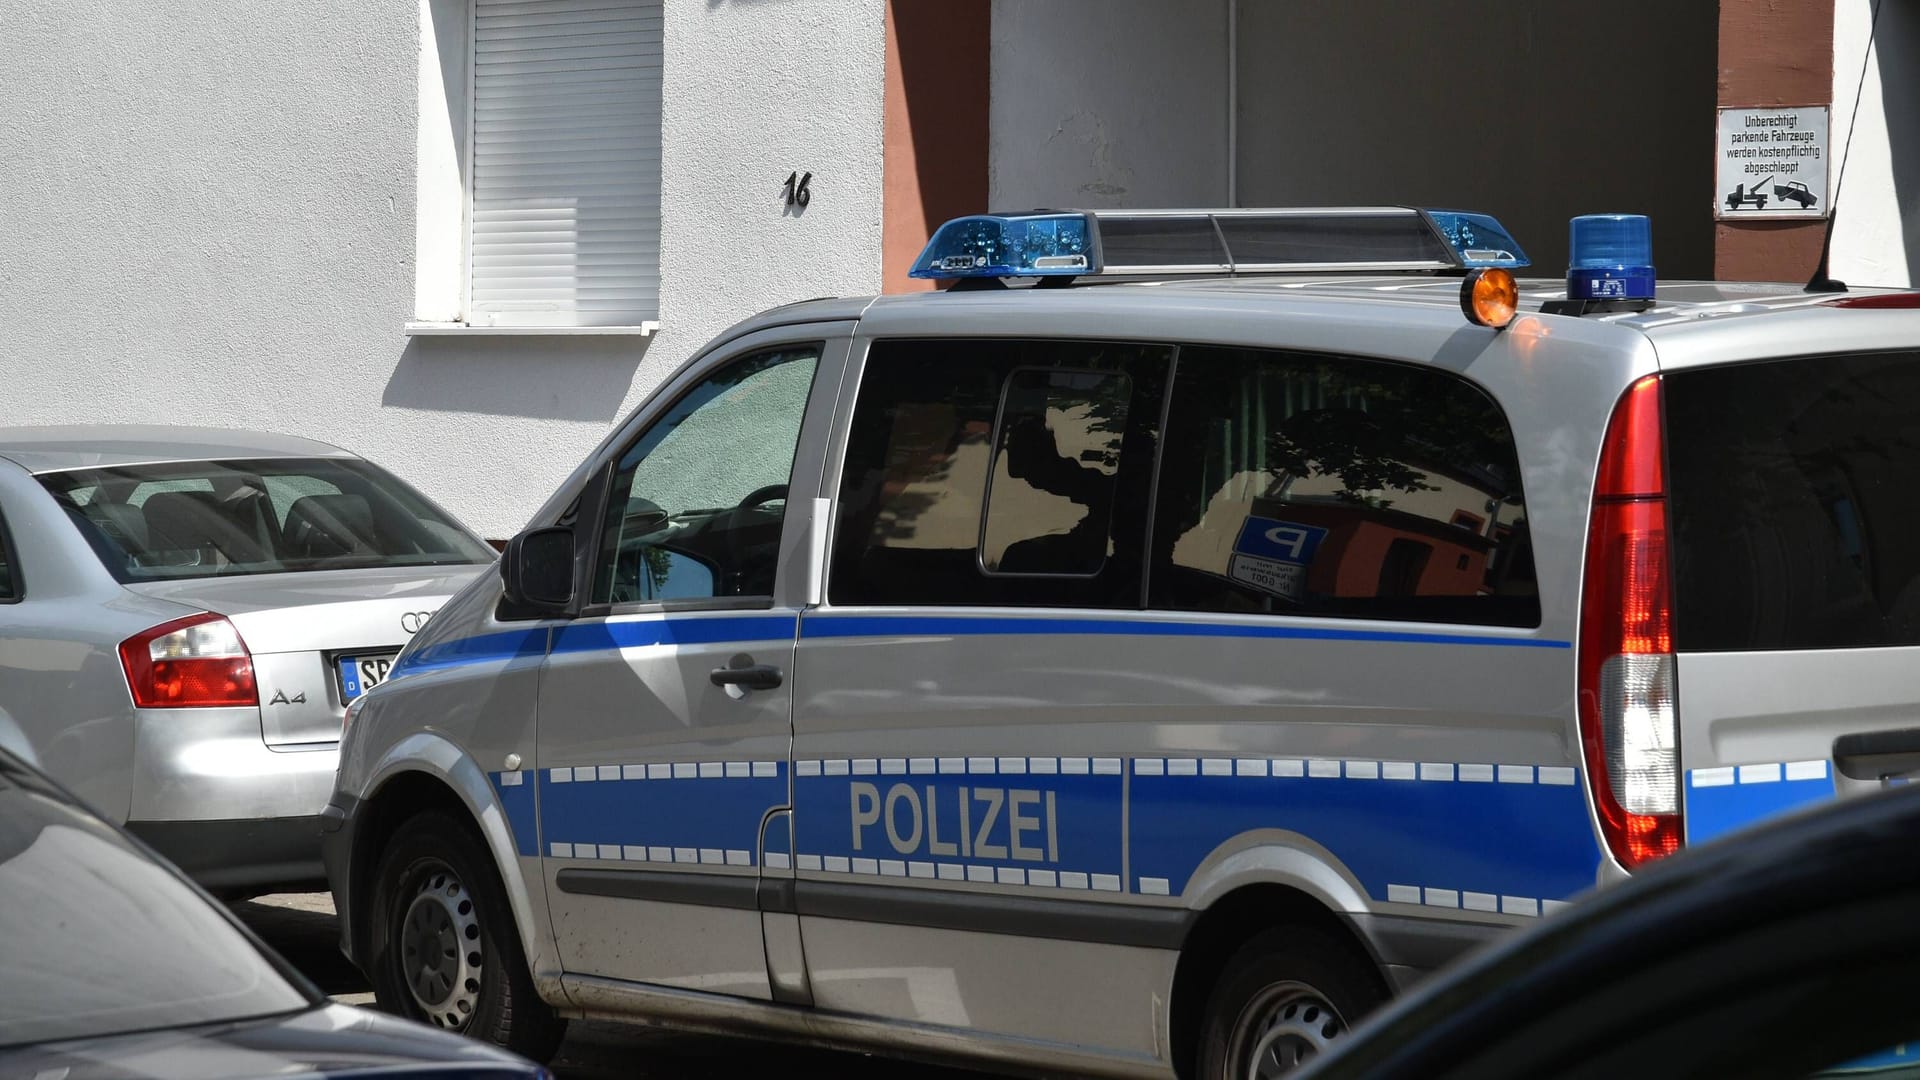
[831,339,1168,607]
[0,507,18,601]
[1149,346,1538,627]
[590,345,820,607]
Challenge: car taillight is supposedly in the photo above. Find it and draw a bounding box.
[1579,375,1682,869]
[119,613,257,709]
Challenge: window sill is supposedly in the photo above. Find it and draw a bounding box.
[404,321,660,338]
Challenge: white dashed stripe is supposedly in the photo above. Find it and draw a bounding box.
[1386,883,1563,918]
[1139,876,1171,896]
[554,756,1577,790]
[1692,760,1831,787]
[792,854,1118,891]
[499,770,523,786]
[549,760,785,781]
[1691,766,1735,788]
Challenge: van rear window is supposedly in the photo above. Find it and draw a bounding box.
[1667,351,1920,651]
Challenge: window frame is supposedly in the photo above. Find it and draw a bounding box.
[1144,342,1540,629]
[0,504,21,603]
[823,336,1173,611]
[574,338,829,620]
[819,333,1537,631]
[409,0,665,334]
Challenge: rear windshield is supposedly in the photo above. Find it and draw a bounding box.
[38,457,495,582]
[1667,350,1920,651]
[0,762,310,1046]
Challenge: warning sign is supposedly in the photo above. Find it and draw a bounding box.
[1715,106,1829,220]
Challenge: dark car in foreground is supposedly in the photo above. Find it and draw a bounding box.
[1298,780,1920,1079]
[0,745,544,1079]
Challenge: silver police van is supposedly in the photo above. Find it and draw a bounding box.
[321,207,1920,1078]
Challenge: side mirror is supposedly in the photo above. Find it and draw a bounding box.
[501,526,575,610]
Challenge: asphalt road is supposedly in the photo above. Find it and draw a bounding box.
[234,893,997,1079]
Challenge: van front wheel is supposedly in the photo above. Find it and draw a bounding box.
[1197,926,1386,1079]
[368,809,565,1061]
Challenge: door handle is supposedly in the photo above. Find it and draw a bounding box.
[1834,728,1920,780]
[710,662,783,691]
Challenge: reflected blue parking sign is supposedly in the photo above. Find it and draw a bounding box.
[1228,516,1327,601]
[1234,516,1327,563]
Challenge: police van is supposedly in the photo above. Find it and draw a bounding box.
[320,207,1920,1078]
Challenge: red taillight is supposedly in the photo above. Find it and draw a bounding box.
[1579,376,1682,869]
[119,613,257,709]
[1824,292,1920,309]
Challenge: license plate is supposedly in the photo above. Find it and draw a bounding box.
[338,653,398,702]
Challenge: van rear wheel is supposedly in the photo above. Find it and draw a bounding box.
[1197,925,1387,1079]
[369,810,565,1061]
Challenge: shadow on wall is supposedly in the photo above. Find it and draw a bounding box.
[1883,1,1920,282]
[384,335,650,422]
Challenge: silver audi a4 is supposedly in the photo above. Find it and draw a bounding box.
[0,426,495,893]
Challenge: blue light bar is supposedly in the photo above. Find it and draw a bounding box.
[910,213,1094,280]
[1425,210,1530,268]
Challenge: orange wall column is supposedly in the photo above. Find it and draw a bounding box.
[1716,1,1836,280]
[881,0,990,294]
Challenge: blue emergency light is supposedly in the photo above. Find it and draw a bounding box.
[1567,214,1656,302]
[910,207,1530,283]
[1425,211,1529,269]
[909,213,1093,280]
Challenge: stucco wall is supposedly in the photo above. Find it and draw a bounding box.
[988,0,1230,210]
[1831,0,1919,288]
[0,0,885,539]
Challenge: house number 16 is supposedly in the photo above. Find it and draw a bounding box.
[783,171,812,209]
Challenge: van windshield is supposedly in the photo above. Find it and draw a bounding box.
[38,458,495,582]
[1667,350,1920,651]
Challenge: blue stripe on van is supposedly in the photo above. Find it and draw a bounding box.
[1131,764,1600,903]
[1685,761,1836,845]
[393,627,550,677]
[538,762,786,864]
[392,614,799,679]
[491,770,539,857]
[552,614,797,655]
[800,613,1570,649]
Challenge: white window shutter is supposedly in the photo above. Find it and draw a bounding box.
[470,0,662,327]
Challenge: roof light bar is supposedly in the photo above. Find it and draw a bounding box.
[910,207,1529,283]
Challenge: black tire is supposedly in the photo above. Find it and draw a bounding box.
[368,809,566,1061]
[1197,925,1388,1079]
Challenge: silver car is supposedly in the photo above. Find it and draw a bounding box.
[0,425,495,893]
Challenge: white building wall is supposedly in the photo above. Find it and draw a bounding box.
[988,0,1229,211]
[0,0,885,539]
[1831,0,1919,289]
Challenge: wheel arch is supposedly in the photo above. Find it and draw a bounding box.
[345,734,549,984]
[1169,837,1391,1078]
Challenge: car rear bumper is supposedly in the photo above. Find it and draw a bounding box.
[127,815,327,892]
[128,706,337,888]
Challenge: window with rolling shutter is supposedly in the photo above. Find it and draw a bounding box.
[469,0,662,328]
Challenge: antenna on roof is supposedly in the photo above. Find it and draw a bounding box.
[1806,0,1884,293]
